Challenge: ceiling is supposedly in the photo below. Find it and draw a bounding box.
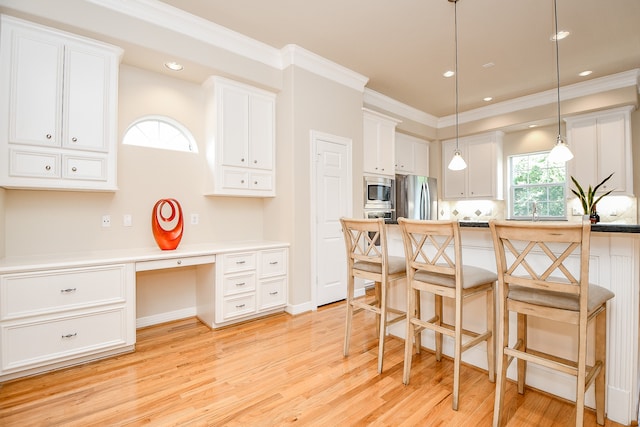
[155,0,640,118]
[1,0,638,119]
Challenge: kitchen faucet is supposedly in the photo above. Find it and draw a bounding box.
[532,200,538,221]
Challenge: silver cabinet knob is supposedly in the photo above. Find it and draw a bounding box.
[71,167,77,172]
[71,137,78,142]
[46,134,52,139]
[45,165,51,171]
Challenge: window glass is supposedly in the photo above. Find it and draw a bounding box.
[123,115,198,153]
[509,151,566,219]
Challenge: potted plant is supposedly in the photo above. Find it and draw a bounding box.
[570,173,614,223]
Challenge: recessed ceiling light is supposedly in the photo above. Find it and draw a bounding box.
[482,62,495,68]
[578,70,593,77]
[483,97,493,102]
[164,61,184,71]
[443,70,455,78]
[528,124,538,128]
[551,30,570,41]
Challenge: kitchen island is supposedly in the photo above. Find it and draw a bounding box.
[385,221,639,425]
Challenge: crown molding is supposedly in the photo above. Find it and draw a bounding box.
[86,0,283,69]
[363,89,438,128]
[280,45,369,92]
[438,69,640,128]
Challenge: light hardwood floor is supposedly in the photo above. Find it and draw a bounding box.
[0,299,628,426]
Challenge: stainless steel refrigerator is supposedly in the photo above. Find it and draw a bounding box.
[395,174,438,220]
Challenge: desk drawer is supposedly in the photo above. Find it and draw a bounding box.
[136,255,216,272]
[223,272,256,296]
[221,294,256,320]
[222,252,256,274]
[259,248,287,277]
[1,265,127,320]
[2,308,128,371]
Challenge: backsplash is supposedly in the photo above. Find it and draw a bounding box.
[439,196,638,224]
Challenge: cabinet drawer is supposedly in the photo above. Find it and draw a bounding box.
[259,277,287,310]
[223,272,256,296]
[221,294,256,320]
[2,307,128,371]
[9,149,60,178]
[1,265,127,320]
[221,168,249,189]
[136,255,216,272]
[222,252,256,274]
[249,172,273,191]
[260,248,287,277]
[63,155,107,181]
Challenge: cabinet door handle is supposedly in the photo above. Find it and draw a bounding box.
[176,260,182,265]
[253,160,257,164]
[254,181,258,185]
[46,134,52,139]
[60,288,77,293]
[71,167,77,172]
[61,333,77,339]
[269,261,278,265]
[240,180,245,184]
[45,165,51,171]
[235,303,246,308]
[241,158,245,162]
[236,260,246,265]
[235,282,246,286]
[269,291,278,295]
[71,137,78,142]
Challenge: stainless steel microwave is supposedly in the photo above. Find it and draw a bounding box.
[364,176,394,210]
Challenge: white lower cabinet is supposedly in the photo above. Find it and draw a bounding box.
[0,263,135,381]
[198,245,288,327]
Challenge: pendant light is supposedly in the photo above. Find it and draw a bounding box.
[447,0,467,171]
[547,0,573,163]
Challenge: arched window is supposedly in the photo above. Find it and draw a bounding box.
[122,115,198,153]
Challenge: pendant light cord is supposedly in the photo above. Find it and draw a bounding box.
[554,0,561,138]
[454,0,459,150]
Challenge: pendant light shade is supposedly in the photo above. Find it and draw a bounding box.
[448,149,467,170]
[447,0,466,171]
[549,0,573,163]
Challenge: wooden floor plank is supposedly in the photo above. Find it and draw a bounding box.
[0,301,627,426]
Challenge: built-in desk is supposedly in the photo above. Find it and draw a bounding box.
[386,223,639,425]
[0,241,289,382]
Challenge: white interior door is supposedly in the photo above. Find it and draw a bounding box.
[312,131,352,307]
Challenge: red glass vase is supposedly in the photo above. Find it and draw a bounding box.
[151,198,184,250]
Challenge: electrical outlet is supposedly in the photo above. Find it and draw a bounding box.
[123,214,132,227]
[191,213,199,225]
[102,215,111,227]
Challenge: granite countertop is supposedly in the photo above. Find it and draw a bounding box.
[457,220,640,233]
[387,219,640,233]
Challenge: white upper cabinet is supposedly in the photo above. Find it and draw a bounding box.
[566,106,633,196]
[363,108,401,177]
[203,76,276,197]
[395,132,430,176]
[442,131,504,200]
[0,15,122,191]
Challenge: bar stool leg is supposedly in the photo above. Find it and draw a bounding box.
[487,285,496,382]
[377,281,387,374]
[517,313,527,394]
[492,300,509,427]
[595,308,606,425]
[343,275,355,357]
[435,294,443,362]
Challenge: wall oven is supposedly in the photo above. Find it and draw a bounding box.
[364,176,394,210]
